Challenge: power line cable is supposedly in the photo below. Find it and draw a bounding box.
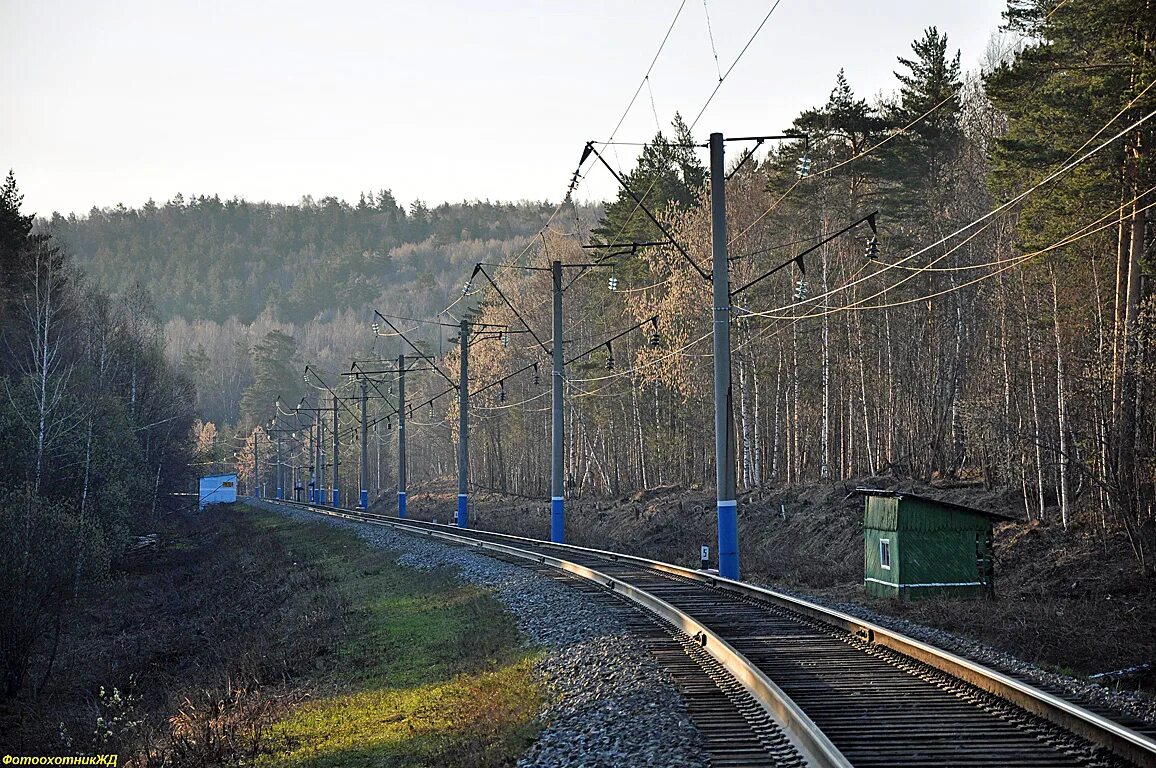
[702,0,723,82]
[751,105,1156,318]
[688,0,785,131]
[606,0,689,144]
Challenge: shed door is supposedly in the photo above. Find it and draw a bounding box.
[975,532,994,596]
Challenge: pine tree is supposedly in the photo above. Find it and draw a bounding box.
[986,0,1156,542]
[239,330,301,428]
[0,171,38,326]
[879,28,965,239]
[592,113,707,247]
[893,27,963,145]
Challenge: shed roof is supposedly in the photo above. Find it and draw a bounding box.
[200,473,237,482]
[852,488,1018,522]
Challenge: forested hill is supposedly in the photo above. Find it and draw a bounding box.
[49,193,582,324]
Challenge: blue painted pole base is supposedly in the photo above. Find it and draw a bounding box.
[333,489,340,508]
[551,497,564,543]
[360,489,368,509]
[398,491,407,518]
[717,499,739,580]
[277,487,283,500]
[457,494,468,528]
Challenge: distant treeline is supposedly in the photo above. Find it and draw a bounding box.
[51,192,585,324]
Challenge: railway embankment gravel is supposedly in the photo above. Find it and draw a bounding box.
[766,581,1156,732]
[258,502,709,768]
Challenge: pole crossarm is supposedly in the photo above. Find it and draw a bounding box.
[584,142,710,281]
[724,133,805,181]
[473,264,553,357]
[304,365,364,421]
[374,310,462,329]
[581,240,673,251]
[726,134,806,184]
[348,357,436,372]
[349,362,400,407]
[564,241,673,292]
[373,310,459,390]
[729,211,878,298]
[564,315,660,367]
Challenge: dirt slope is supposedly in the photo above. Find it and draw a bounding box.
[396,477,1155,688]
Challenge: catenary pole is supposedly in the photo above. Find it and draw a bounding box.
[277,432,283,499]
[317,414,325,503]
[312,422,319,503]
[711,132,739,580]
[360,379,369,509]
[551,260,565,543]
[458,320,470,528]
[253,430,260,498]
[318,415,326,503]
[398,353,407,518]
[332,393,339,507]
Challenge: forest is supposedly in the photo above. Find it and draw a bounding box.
[50,194,596,427]
[36,1,1156,576]
[346,8,1153,570]
[0,173,195,698]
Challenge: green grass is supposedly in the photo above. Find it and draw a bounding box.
[244,507,542,767]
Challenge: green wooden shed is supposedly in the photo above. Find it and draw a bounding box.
[856,489,1015,599]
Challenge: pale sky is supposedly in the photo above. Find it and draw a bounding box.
[2,0,1008,218]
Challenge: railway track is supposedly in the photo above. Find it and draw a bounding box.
[256,497,1156,768]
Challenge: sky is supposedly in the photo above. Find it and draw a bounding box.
[2,0,1009,218]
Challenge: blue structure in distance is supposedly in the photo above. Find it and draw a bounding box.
[199,473,237,509]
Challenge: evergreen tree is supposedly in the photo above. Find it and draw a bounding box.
[893,27,963,145]
[0,170,33,256]
[986,0,1156,533]
[880,28,965,238]
[592,113,707,247]
[239,330,301,428]
[0,171,38,329]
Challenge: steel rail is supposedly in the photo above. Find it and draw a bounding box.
[260,497,1156,767]
[264,497,847,767]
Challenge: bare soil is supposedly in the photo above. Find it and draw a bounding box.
[398,477,1156,692]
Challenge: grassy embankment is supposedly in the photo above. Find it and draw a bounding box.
[0,504,540,766]
[251,507,541,766]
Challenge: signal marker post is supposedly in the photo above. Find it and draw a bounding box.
[551,260,565,543]
[397,353,407,518]
[457,320,470,528]
[710,132,739,581]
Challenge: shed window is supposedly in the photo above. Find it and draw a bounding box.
[222,481,234,488]
[879,539,891,570]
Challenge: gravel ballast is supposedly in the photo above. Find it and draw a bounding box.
[765,582,1156,730]
[255,500,1155,762]
[254,502,709,768]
